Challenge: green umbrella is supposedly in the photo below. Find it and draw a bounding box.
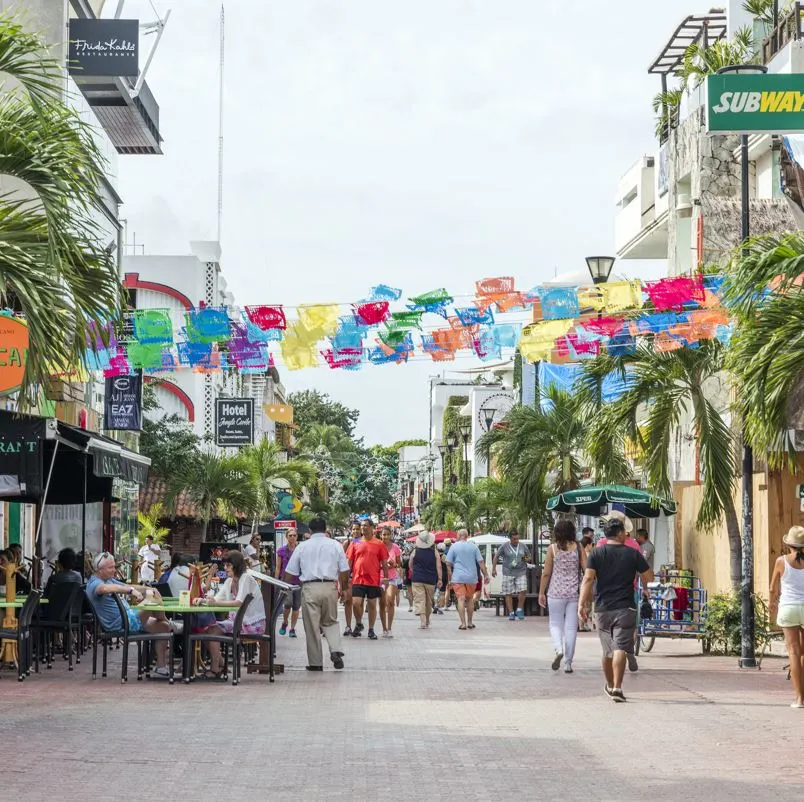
[546,484,676,518]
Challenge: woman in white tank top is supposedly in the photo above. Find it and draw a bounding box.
[769,526,804,708]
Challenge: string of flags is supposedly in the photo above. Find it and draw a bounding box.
[79,274,732,376]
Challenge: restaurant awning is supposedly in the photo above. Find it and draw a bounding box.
[0,409,150,502]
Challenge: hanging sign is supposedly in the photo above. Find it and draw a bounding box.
[706,73,804,133]
[103,373,143,431]
[274,519,297,530]
[0,317,28,397]
[68,18,139,77]
[215,398,254,447]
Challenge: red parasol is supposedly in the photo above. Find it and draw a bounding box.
[406,530,457,544]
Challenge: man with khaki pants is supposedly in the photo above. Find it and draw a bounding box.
[284,517,350,671]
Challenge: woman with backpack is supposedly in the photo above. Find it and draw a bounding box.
[539,519,586,674]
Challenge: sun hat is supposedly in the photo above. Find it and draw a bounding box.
[783,525,804,549]
[602,509,633,534]
[415,531,435,548]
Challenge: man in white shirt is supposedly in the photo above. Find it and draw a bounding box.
[284,517,350,672]
[137,535,161,582]
[244,534,262,568]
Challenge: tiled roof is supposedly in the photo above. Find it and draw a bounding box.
[139,478,198,518]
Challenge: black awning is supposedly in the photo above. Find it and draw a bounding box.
[57,422,150,485]
[0,409,150,501]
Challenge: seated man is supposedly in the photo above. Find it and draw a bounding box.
[85,552,173,678]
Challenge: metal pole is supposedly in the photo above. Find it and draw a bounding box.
[740,131,757,668]
[81,452,88,580]
[487,442,492,529]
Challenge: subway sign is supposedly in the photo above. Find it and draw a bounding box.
[706,73,804,133]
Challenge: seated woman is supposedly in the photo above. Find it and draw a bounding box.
[0,548,32,594]
[43,548,83,597]
[164,553,193,597]
[193,550,265,679]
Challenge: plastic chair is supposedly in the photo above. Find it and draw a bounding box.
[90,593,175,684]
[188,594,252,686]
[0,591,42,681]
[32,582,83,670]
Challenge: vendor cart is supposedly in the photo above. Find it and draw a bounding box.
[637,569,709,654]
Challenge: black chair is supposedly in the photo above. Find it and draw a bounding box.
[188,594,252,686]
[32,582,83,670]
[0,591,41,681]
[241,585,285,681]
[91,593,175,684]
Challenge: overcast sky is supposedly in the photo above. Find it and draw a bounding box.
[118,0,693,444]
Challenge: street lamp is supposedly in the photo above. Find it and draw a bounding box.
[716,62,768,670]
[446,432,458,486]
[482,409,495,528]
[436,442,446,491]
[585,256,616,285]
[459,421,471,485]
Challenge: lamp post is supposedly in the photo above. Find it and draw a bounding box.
[436,442,446,491]
[447,433,458,487]
[460,421,471,485]
[483,409,495,528]
[585,256,616,285]
[716,63,768,670]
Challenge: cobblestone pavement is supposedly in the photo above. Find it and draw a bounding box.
[2,604,803,801]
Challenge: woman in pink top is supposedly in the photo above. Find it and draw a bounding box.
[379,528,402,638]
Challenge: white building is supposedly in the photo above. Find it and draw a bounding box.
[125,241,287,445]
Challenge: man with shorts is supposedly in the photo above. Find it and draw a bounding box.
[579,519,653,702]
[85,552,173,678]
[342,521,362,636]
[346,519,388,640]
[275,529,301,638]
[491,529,532,621]
[446,529,489,630]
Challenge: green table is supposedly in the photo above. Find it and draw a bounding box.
[134,602,234,681]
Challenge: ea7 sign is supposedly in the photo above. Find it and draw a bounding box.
[68,18,139,77]
[215,399,254,447]
[104,373,143,431]
[706,73,804,133]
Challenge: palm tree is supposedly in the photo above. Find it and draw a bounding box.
[0,15,123,403]
[166,450,258,541]
[470,477,531,533]
[241,436,316,532]
[421,485,478,532]
[296,423,357,471]
[584,342,741,588]
[137,503,170,547]
[723,231,804,465]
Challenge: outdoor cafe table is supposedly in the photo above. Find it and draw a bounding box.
[0,598,49,608]
[134,601,233,682]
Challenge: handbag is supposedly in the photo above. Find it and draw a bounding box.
[640,596,654,620]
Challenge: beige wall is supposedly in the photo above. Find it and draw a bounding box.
[674,455,804,600]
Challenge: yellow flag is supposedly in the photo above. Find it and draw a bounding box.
[600,281,643,313]
[519,319,573,362]
[279,334,319,370]
[264,403,294,425]
[296,304,340,342]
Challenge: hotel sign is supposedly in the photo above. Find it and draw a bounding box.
[215,398,254,447]
[706,73,804,133]
[68,18,139,77]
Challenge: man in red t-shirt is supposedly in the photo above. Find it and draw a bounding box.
[346,519,389,640]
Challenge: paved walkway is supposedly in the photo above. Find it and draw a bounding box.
[2,604,802,801]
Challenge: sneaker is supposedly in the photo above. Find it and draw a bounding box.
[436,609,444,615]
[408,607,413,613]
[387,630,393,639]
[279,625,287,636]
[516,608,525,620]
[351,628,362,637]
[508,612,516,621]
[343,626,352,637]
[564,662,573,674]
[330,651,344,670]
[551,651,563,671]
[381,631,389,638]
[355,622,365,634]
[288,629,297,639]
[367,629,378,640]
[610,688,627,703]
[152,666,170,679]
[604,685,614,699]
[627,654,638,672]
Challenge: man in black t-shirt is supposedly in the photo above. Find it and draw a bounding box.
[579,519,653,703]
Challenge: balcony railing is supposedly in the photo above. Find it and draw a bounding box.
[762,2,804,65]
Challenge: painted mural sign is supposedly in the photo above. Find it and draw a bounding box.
[0,317,28,397]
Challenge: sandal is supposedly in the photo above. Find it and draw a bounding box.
[468,624,476,629]
[458,625,467,630]
[201,669,224,681]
